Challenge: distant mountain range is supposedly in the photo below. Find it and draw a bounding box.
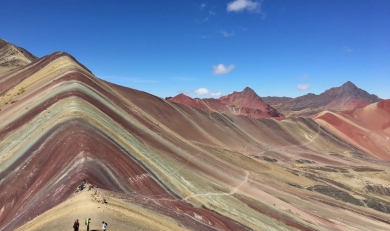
[263,81,382,117]
[168,87,285,119]
[169,81,382,118]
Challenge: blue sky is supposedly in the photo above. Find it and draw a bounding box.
[1,0,389,99]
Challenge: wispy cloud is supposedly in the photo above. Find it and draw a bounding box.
[200,35,209,39]
[213,64,235,75]
[195,88,210,95]
[301,74,309,79]
[220,30,235,37]
[193,88,222,98]
[297,83,310,90]
[227,0,261,13]
[196,3,216,23]
[343,46,354,53]
[211,92,222,97]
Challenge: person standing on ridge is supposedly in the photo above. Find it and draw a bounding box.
[86,218,91,231]
[73,219,79,231]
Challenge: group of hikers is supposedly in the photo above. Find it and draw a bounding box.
[73,218,107,231]
[73,180,108,231]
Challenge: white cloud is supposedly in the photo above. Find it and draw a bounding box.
[195,88,211,95]
[227,0,260,12]
[211,92,222,97]
[297,84,310,90]
[220,30,235,37]
[193,88,221,97]
[213,64,235,75]
[344,46,354,53]
[302,74,309,78]
[200,3,206,9]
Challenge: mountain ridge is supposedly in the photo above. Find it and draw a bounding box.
[263,81,382,117]
[0,39,37,76]
[169,81,381,119]
[169,87,285,119]
[2,40,390,231]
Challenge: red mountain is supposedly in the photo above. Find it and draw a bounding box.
[168,87,285,119]
[3,39,390,231]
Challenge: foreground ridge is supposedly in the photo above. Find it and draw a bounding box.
[1,42,390,231]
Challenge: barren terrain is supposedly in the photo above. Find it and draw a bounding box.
[1,41,390,231]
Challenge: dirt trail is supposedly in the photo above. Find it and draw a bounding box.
[15,189,191,231]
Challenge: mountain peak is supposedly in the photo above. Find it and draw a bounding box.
[343,80,355,86]
[0,39,37,75]
[242,87,255,93]
[335,81,381,105]
[0,39,9,49]
[341,81,358,90]
[168,87,284,119]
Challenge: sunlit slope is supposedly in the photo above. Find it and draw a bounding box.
[1,53,390,231]
[15,190,194,231]
[0,53,251,231]
[315,100,390,160]
[0,39,36,76]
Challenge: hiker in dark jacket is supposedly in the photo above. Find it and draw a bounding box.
[86,218,91,231]
[73,219,79,231]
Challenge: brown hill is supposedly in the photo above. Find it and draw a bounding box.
[167,93,210,112]
[169,87,285,120]
[2,41,390,231]
[263,81,382,117]
[0,39,37,76]
[315,99,390,160]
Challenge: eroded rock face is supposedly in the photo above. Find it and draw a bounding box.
[364,184,390,196]
[307,185,363,206]
[365,198,390,214]
[263,156,277,162]
[0,39,37,75]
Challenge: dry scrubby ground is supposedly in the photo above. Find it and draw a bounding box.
[16,188,191,231]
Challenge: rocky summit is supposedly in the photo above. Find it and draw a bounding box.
[1,40,390,231]
[0,39,37,76]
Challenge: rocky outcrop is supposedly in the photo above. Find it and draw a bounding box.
[307,185,363,206]
[0,39,37,75]
[364,184,390,196]
[365,198,390,214]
